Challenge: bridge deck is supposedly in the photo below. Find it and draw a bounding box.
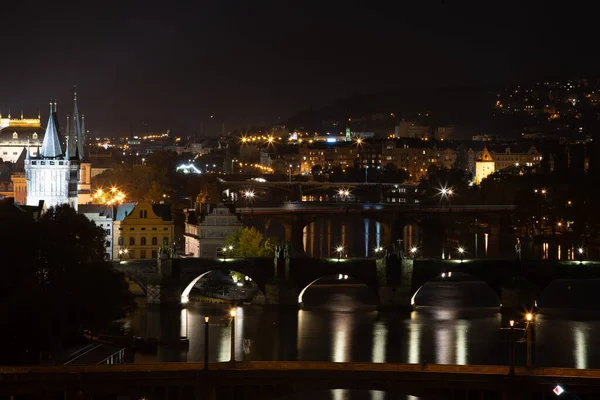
[0,361,598,379]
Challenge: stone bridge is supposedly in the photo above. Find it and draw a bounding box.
[2,361,600,400]
[115,255,600,312]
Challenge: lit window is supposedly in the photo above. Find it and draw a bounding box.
[12,132,18,139]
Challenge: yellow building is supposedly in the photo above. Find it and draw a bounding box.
[113,203,174,260]
[475,146,495,184]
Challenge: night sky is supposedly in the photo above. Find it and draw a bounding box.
[0,1,597,136]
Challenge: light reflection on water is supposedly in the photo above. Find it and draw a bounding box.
[127,280,600,400]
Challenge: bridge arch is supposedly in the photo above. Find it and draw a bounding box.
[297,274,378,307]
[178,258,270,304]
[180,268,265,304]
[410,266,502,309]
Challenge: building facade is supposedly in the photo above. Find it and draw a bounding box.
[78,204,114,260]
[113,203,174,260]
[475,147,495,184]
[25,102,80,209]
[184,205,242,257]
[23,91,91,209]
[0,113,42,164]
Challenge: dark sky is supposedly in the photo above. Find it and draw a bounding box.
[0,0,597,136]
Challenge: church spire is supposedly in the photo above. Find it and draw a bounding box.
[71,87,81,157]
[40,101,63,158]
[79,114,86,160]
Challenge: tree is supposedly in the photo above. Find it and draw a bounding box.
[0,204,134,364]
[224,227,278,257]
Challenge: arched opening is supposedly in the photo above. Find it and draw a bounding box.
[537,278,600,313]
[411,272,500,310]
[181,269,263,304]
[298,274,377,310]
[302,216,389,258]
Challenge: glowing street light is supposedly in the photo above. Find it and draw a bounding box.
[457,246,465,262]
[410,246,418,258]
[336,246,344,260]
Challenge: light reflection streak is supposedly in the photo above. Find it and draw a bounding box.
[371,321,387,363]
[365,218,369,257]
[436,325,452,365]
[484,233,489,256]
[376,221,381,249]
[408,312,420,364]
[455,320,468,365]
[332,313,350,362]
[574,322,588,369]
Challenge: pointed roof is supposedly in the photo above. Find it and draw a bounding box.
[40,102,63,158]
[478,146,494,162]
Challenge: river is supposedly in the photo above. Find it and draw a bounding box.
[125,279,600,400]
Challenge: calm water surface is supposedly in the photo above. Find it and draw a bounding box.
[126,280,600,400]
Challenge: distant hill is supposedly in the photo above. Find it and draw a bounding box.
[284,86,499,138]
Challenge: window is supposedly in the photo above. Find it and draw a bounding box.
[141,237,146,245]
[163,237,168,244]
[118,237,123,245]
[152,237,157,245]
[32,133,38,139]
[140,250,147,259]
[129,250,135,258]
[12,132,18,139]
[129,237,135,245]
[151,250,157,259]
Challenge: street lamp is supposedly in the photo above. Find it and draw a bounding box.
[229,309,236,366]
[336,246,344,261]
[509,320,515,375]
[457,246,465,262]
[410,246,418,259]
[374,246,384,257]
[289,164,293,182]
[204,317,209,370]
[525,313,534,368]
[578,247,584,263]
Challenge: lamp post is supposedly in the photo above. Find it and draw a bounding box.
[457,246,465,262]
[289,164,292,182]
[231,158,238,174]
[410,246,418,259]
[365,165,369,183]
[578,247,584,263]
[526,312,534,368]
[336,246,344,261]
[229,309,236,366]
[204,317,209,370]
[509,320,515,375]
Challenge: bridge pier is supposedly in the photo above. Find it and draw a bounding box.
[265,254,299,307]
[376,256,414,311]
[283,220,306,257]
[147,259,183,306]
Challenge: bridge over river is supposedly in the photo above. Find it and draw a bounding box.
[117,255,600,312]
[1,361,599,399]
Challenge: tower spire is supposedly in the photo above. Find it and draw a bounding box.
[40,101,63,158]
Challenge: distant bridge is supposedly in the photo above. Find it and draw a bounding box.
[235,203,517,215]
[1,361,600,400]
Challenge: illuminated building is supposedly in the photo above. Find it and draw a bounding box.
[474,146,495,184]
[78,204,114,260]
[184,205,242,257]
[23,91,92,209]
[0,112,42,164]
[113,203,174,260]
[24,102,80,209]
